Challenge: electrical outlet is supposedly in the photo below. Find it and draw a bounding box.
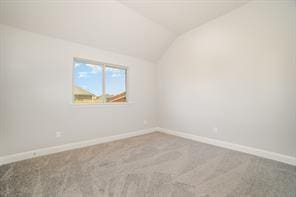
[143,120,148,125]
[213,127,218,133]
[56,131,62,138]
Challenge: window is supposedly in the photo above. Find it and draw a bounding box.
[73,58,127,104]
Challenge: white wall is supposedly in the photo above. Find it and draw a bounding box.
[157,0,296,157]
[1,0,295,159]
[0,25,157,156]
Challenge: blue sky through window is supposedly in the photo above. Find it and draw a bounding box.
[106,67,126,96]
[74,61,126,96]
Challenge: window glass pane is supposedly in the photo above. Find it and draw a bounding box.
[105,66,127,103]
[73,61,103,103]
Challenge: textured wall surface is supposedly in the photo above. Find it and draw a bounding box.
[157,0,296,157]
[0,25,157,156]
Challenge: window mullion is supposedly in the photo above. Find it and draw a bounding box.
[102,64,106,103]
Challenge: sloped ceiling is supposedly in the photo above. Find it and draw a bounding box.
[119,0,250,34]
[0,0,249,62]
[0,0,176,62]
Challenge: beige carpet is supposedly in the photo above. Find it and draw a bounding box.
[0,132,295,197]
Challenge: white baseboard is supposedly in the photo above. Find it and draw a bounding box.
[0,127,157,166]
[157,127,296,166]
[1,127,295,166]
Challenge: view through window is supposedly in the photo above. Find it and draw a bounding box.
[73,58,127,104]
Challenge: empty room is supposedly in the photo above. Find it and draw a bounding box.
[0,0,295,196]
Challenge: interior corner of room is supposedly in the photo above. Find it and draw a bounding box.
[0,0,295,196]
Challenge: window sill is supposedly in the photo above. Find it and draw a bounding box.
[70,102,135,107]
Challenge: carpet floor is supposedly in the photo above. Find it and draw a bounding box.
[0,132,295,197]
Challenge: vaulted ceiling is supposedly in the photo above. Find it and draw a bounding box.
[119,0,249,34]
[0,0,248,62]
